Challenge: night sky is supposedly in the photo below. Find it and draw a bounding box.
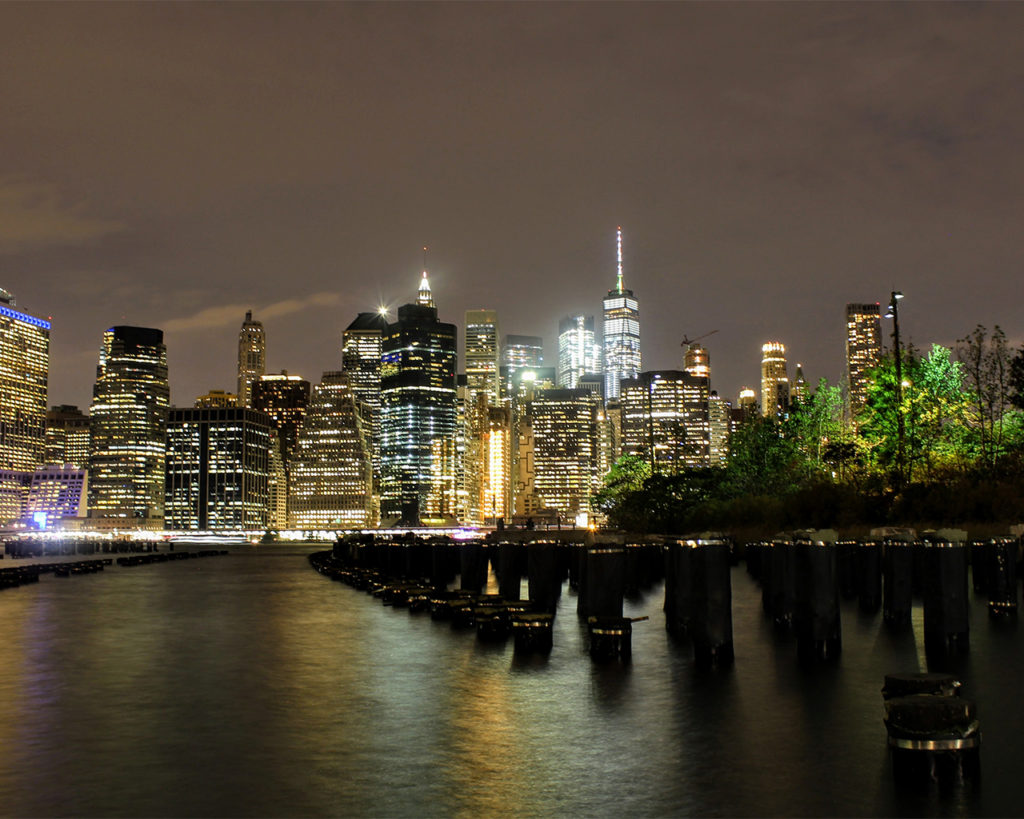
[2,3,1022,410]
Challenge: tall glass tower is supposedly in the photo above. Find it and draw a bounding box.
[379,268,458,524]
[237,310,265,408]
[602,227,640,400]
[88,326,169,527]
[342,311,389,495]
[557,315,601,389]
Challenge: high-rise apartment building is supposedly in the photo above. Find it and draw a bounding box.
[0,289,50,475]
[760,342,789,417]
[379,271,458,524]
[620,371,710,472]
[602,227,641,400]
[88,326,169,528]
[557,315,601,390]
[846,303,882,413]
[237,310,266,408]
[165,407,271,530]
[288,372,374,530]
[45,405,90,468]
[528,387,600,522]
[251,372,311,470]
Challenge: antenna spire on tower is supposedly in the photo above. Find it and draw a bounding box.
[616,226,624,292]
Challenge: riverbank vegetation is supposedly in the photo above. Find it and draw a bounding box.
[594,326,1024,534]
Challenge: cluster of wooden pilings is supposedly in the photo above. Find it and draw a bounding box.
[311,528,1021,674]
[309,534,666,661]
[2,538,162,557]
[744,528,1021,668]
[0,550,228,590]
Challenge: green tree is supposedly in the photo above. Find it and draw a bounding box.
[786,378,851,479]
[591,455,651,529]
[721,414,801,497]
[957,324,1012,464]
[859,344,971,486]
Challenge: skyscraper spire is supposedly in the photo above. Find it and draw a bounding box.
[616,226,624,293]
[417,245,434,307]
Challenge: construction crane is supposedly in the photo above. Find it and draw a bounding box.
[680,330,719,347]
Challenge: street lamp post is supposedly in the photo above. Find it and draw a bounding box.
[885,291,905,488]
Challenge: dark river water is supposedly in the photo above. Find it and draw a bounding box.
[0,544,1020,818]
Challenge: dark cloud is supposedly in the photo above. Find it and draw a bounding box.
[1,2,1021,407]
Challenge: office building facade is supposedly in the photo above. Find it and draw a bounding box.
[165,406,271,530]
[45,405,90,468]
[620,371,711,472]
[0,289,50,476]
[88,326,170,528]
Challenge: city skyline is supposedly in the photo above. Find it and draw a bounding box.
[2,3,1022,409]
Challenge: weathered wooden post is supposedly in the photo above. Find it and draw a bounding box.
[691,536,734,669]
[794,529,841,662]
[986,536,1018,618]
[922,529,970,662]
[527,541,562,614]
[577,544,625,619]
[663,539,693,638]
[883,534,915,628]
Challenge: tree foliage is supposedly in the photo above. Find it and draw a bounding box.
[594,328,1024,533]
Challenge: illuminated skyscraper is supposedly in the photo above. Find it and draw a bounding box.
[482,405,511,523]
[760,342,789,417]
[88,326,169,528]
[465,310,500,406]
[602,227,641,400]
[708,391,730,466]
[620,371,710,472]
[557,315,601,390]
[237,311,266,408]
[342,311,389,496]
[846,303,882,413]
[165,406,271,530]
[251,372,311,471]
[379,269,458,524]
[528,387,600,522]
[45,405,90,468]
[502,335,544,388]
[0,289,50,474]
[289,372,374,530]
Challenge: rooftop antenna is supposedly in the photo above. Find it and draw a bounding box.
[616,226,624,292]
